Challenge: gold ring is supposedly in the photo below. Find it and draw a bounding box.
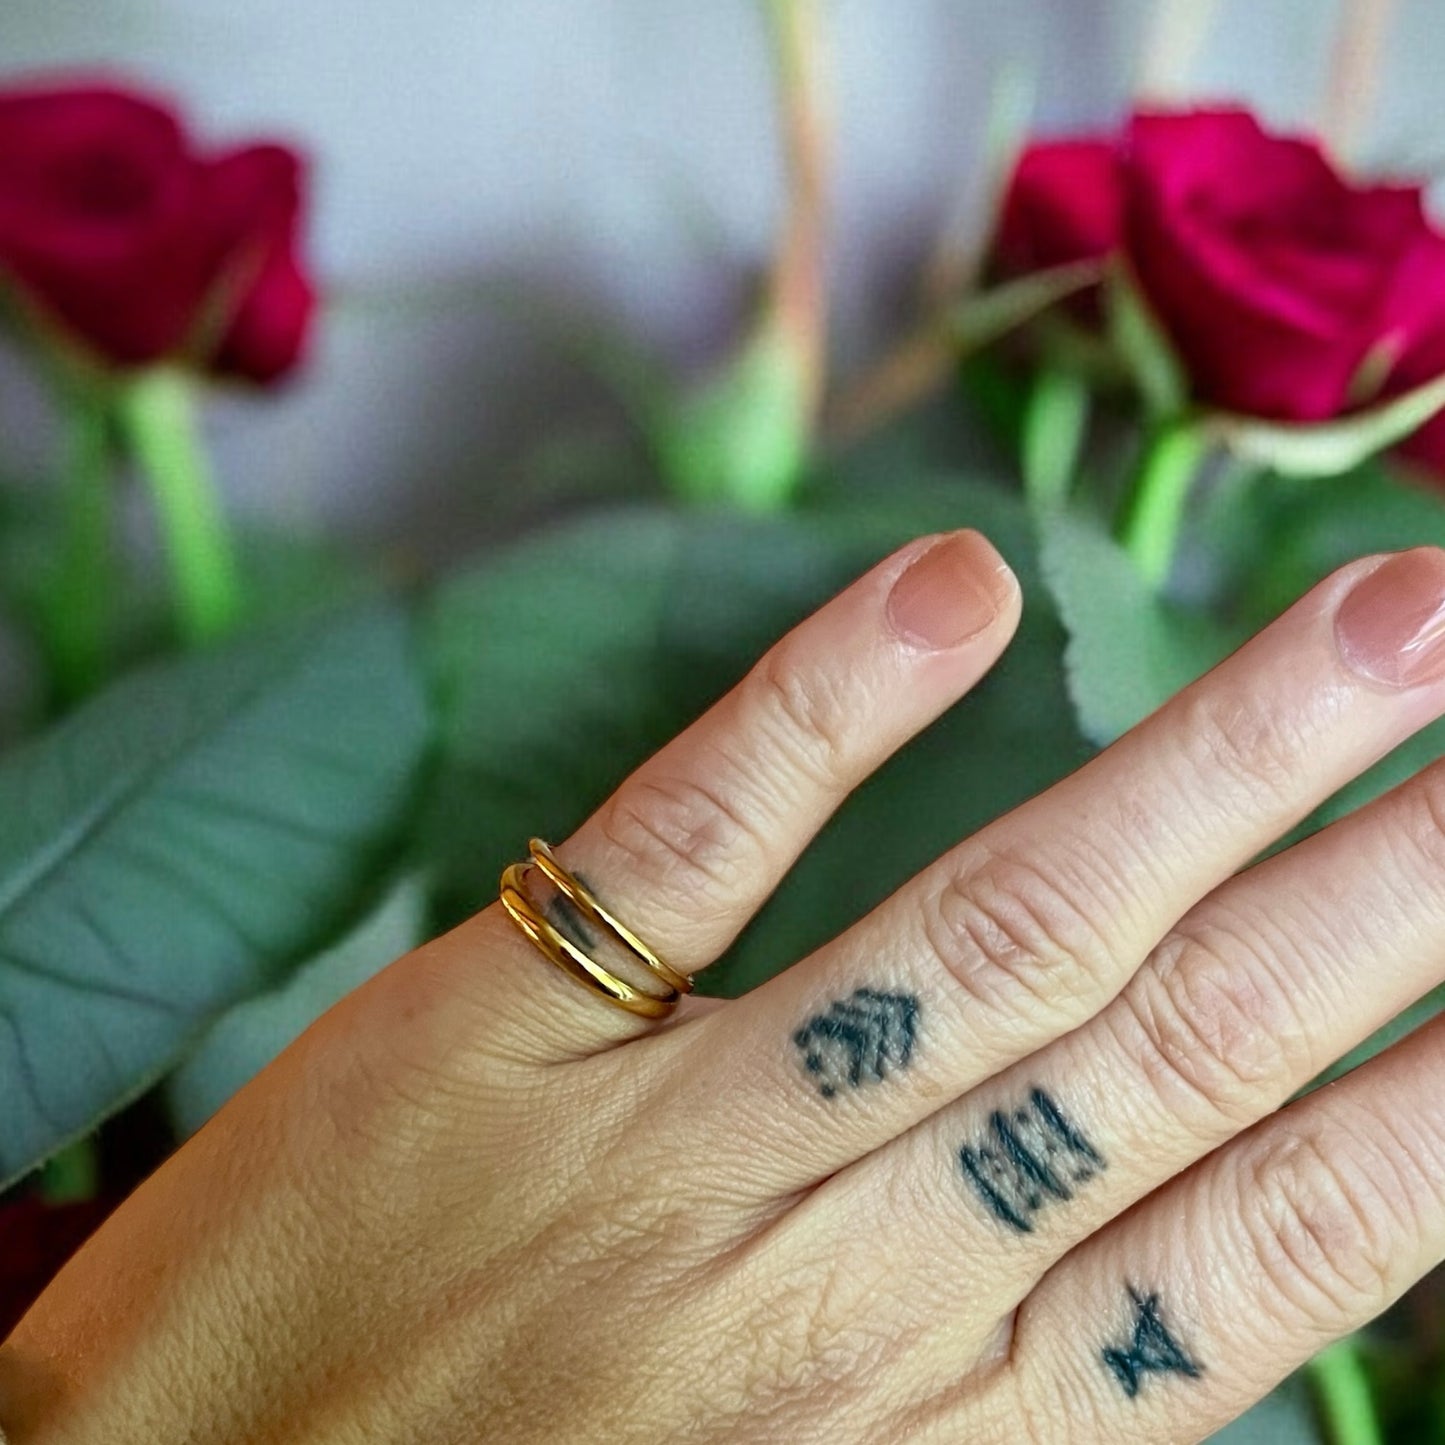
[499,838,692,1017]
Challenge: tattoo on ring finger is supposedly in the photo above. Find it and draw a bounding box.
[792,989,920,1098]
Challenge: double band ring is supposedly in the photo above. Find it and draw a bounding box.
[499,839,692,1017]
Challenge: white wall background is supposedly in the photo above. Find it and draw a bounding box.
[0,1,1441,558]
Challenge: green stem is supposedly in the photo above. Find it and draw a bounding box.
[1308,1339,1384,1445]
[39,1137,100,1205]
[1113,418,1208,589]
[44,390,116,701]
[119,369,240,644]
[1021,366,1090,513]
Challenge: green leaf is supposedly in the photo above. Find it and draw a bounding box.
[1039,509,1245,746]
[421,478,1092,994]
[1313,988,1445,1094]
[165,875,427,1137]
[1200,462,1445,629]
[1208,1374,1322,1443]
[1190,463,1445,845]
[1209,371,1445,479]
[1105,261,1189,419]
[0,605,430,1187]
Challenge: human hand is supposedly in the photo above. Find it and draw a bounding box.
[6,532,1445,1443]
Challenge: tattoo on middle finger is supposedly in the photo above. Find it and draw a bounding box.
[957,1088,1105,1233]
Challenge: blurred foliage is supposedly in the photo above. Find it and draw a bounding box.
[0,604,428,1188]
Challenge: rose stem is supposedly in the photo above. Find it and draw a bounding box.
[1020,365,1090,513]
[1113,418,1208,589]
[1135,0,1223,101]
[1307,1336,1385,1445]
[825,69,1033,448]
[1321,0,1397,161]
[764,0,828,416]
[44,386,116,702]
[119,369,241,645]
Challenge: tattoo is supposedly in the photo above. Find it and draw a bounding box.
[957,1088,1105,1233]
[539,867,606,952]
[792,989,919,1098]
[1101,1287,1202,1398]
[544,891,596,950]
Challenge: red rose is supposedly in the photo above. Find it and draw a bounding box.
[996,138,1122,276]
[1382,234,1445,476]
[1124,108,1427,421]
[0,79,314,383]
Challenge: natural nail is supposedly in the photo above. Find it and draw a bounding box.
[1336,548,1445,689]
[886,531,1014,652]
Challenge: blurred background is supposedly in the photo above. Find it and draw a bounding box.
[1,0,1438,560]
[5,5,1445,1442]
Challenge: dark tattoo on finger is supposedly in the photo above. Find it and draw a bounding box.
[792,989,920,1098]
[537,867,604,952]
[544,891,597,950]
[1101,1286,1202,1398]
[957,1088,1105,1232]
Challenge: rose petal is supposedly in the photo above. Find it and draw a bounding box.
[1124,107,1428,421]
[212,245,316,383]
[0,81,216,364]
[996,138,1122,275]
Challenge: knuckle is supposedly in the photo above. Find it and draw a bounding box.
[1121,923,1303,1127]
[1171,686,1309,817]
[1398,767,1445,874]
[922,851,1117,1026]
[745,642,855,792]
[595,773,762,908]
[1238,1127,1404,1325]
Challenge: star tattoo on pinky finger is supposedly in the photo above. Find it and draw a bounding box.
[1100,1286,1203,1399]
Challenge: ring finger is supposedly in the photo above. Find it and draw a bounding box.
[425,529,1021,1062]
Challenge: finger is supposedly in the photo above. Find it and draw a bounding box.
[428,530,1021,1063]
[969,1007,1445,1445]
[804,728,1445,1342]
[663,548,1445,1192]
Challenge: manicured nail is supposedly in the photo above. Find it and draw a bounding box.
[886,531,1014,651]
[1336,548,1445,689]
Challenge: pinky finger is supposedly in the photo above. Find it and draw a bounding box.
[968,1015,1445,1445]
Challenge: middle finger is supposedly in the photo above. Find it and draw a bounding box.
[657,548,1445,1196]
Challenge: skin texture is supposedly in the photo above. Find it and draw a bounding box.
[7,530,1445,1443]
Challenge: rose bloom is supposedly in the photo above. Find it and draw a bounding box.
[998,106,1445,427]
[0,80,314,383]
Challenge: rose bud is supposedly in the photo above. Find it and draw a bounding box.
[996,137,1123,278]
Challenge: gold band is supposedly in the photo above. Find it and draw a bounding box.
[499,838,692,1017]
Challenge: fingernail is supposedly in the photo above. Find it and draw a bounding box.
[1336,548,1445,689]
[886,531,1014,651]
